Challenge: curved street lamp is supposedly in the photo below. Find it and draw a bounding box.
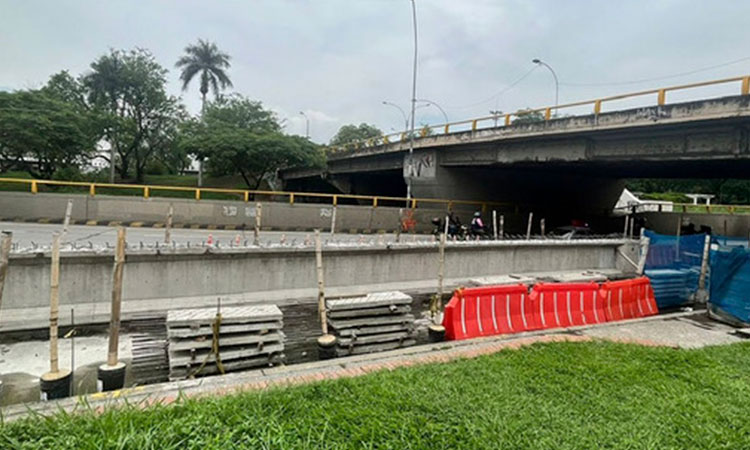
[299,111,310,138]
[532,58,559,110]
[382,101,409,131]
[416,99,448,123]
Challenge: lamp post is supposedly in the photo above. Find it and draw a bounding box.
[299,111,310,138]
[406,0,418,201]
[532,58,559,112]
[382,101,409,131]
[417,99,448,123]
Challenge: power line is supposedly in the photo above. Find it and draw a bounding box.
[560,56,750,87]
[446,66,539,110]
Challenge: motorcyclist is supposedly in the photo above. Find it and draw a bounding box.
[470,211,486,238]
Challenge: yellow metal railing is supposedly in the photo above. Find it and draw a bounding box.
[329,75,750,153]
[0,177,508,211]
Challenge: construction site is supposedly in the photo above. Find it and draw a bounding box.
[0,181,748,415]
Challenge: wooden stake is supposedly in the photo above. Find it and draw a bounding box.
[437,233,446,296]
[0,231,12,312]
[107,227,126,366]
[61,199,73,241]
[526,212,533,240]
[253,202,262,246]
[314,230,327,335]
[698,234,711,291]
[395,208,403,243]
[492,210,498,240]
[49,233,61,374]
[330,206,337,235]
[164,204,173,244]
[499,215,504,239]
[675,215,682,261]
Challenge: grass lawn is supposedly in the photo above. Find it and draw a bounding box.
[2,340,750,449]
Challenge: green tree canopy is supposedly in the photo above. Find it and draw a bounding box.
[83,48,184,182]
[0,89,98,178]
[180,95,324,189]
[329,123,383,146]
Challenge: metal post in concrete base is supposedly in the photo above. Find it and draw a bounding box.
[40,369,72,401]
[97,362,126,392]
[317,334,337,360]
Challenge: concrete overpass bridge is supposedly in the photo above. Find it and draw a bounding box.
[282,76,750,215]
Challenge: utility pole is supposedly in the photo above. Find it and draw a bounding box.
[406,0,418,202]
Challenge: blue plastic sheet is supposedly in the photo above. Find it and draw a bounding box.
[709,246,750,325]
[643,230,706,308]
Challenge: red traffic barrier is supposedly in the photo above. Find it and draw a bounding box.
[529,282,603,329]
[442,284,535,341]
[600,276,658,321]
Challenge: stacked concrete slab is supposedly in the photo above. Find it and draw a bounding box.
[166,305,284,380]
[327,291,416,357]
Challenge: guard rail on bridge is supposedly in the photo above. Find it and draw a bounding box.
[0,177,507,212]
[329,75,750,154]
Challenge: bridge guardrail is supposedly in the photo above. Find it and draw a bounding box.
[329,75,750,154]
[0,177,509,212]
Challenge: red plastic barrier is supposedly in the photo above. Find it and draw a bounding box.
[442,284,536,340]
[529,282,604,329]
[600,277,658,321]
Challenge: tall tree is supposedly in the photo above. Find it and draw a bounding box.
[180,95,324,190]
[175,39,233,112]
[83,48,182,182]
[0,90,97,178]
[175,39,233,186]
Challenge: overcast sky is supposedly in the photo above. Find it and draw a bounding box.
[2,0,749,143]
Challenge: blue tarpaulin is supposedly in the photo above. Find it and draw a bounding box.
[709,246,750,325]
[643,230,706,308]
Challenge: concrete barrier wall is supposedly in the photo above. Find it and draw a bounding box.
[643,211,750,237]
[4,240,628,312]
[0,192,461,233]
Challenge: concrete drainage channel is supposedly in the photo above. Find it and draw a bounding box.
[0,238,642,410]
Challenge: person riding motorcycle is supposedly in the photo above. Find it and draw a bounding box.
[470,211,486,238]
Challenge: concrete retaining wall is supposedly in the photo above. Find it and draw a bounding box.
[3,239,631,312]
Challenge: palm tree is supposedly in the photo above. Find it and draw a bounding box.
[175,39,233,185]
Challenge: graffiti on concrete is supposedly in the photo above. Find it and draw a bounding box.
[403,152,436,179]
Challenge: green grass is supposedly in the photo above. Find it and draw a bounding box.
[3,341,750,449]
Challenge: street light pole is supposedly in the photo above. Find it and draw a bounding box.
[532,58,559,112]
[382,101,409,131]
[416,99,448,123]
[299,111,310,138]
[406,0,418,201]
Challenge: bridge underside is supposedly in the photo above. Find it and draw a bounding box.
[282,95,750,217]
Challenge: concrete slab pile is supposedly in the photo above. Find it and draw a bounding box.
[327,292,416,357]
[166,305,284,380]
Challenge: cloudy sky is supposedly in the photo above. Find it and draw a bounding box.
[2,0,749,142]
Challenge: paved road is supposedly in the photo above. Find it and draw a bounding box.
[0,221,433,250]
